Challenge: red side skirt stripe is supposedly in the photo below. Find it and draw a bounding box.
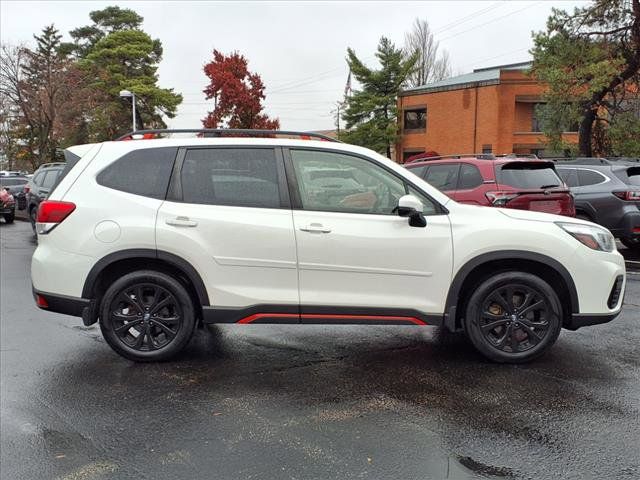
[236,313,427,326]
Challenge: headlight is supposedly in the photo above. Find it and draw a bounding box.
[556,222,616,252]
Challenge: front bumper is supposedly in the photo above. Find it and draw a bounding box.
[565,312,621,330]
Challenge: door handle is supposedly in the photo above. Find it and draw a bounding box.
[166,216,198,227]
[299,223,331,233]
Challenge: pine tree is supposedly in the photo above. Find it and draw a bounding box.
[341,37,417,158]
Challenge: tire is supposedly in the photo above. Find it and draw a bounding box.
[99,270,197,362]
[620,236,640,250]
[464,272,562,363]
[29,206,37,234]
[4,211,14,224]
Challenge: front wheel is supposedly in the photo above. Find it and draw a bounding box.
[464,272,562,363]
[99,270,197,362]
[620,236,640,250]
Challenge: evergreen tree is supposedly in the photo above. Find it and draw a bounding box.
[341,37,417,158]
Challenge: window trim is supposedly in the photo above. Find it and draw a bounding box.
[282,146,447,216]
[167,145,290,209]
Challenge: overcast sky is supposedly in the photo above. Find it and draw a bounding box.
[1,0,588,131]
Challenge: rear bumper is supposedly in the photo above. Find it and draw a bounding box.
[32,288,89,318]
[611,211,640,238]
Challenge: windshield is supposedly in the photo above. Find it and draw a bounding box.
[496,162,562,189]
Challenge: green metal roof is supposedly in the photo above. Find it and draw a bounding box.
[400,61,532,96]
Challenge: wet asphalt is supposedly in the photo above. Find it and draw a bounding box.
[1,219,639,480]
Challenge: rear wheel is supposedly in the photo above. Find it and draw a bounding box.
[620,236,640,250]
[4,211,14,223]
[99,270,197,362]
[464,272,562,363]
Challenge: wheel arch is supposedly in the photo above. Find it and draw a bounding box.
[82,249,210,309]
[444,250,579,331]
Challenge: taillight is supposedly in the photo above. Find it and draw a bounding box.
[36,200,76,234]
[485,191,519,207]
[613,191,640,201]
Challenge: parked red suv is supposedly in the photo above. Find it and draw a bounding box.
[405,154,575,216]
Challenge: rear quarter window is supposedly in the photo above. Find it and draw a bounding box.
[617,167,640,186]
[496,162,562,189]
[97,147,177,199]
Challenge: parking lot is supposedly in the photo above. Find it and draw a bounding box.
[1,219,639,480]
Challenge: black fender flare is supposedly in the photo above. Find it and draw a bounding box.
[443,250,579,330]
[81,248,210,306]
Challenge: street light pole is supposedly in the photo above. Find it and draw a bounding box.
[119,90,137,132]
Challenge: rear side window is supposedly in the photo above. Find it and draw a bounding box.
[458,164,484,190]
[577,169,607,187]
[181,148,280,208]
[624,167,640,186]
[557,168,578,187]
[97,147,177,199]
[424,164,460,191]
[407,165,427,179]
[497,162,561,189]
[41,170,59,189]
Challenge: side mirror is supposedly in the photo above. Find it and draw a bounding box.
[394,194,427,227]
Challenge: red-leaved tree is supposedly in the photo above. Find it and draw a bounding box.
[202,50,279,129]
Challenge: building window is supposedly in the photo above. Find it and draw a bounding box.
[403,108,427,131]
[482,144,492,154]
[532,103,579,132]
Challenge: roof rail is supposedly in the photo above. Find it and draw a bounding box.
[38,162,66,168]
[551,157,612,166]
[116,129,341,143]
[409,153,495,163]
[496,153,539,159]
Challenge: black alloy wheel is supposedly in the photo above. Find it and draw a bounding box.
[464,272,562,363]
[100,271,196,362]
[110,283,182,352]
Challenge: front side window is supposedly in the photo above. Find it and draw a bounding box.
[403,108,427,131]
[97,147,177,199]
[424,164,460,192]
[291,149,435,215]
[181,148,281,208]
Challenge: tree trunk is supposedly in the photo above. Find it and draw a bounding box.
[578,108,596,156]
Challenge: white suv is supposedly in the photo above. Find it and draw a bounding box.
[31,130,626,363]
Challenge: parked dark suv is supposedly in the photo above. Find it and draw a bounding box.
[555,158,640,249]
[405,154,575,217]
[26,162,66,233]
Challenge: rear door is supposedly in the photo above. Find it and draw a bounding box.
[156,146,298,311]
[454,163,486,205]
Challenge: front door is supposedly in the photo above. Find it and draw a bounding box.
[287,148,453,321]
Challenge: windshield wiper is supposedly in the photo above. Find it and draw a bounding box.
[540,184,560,189]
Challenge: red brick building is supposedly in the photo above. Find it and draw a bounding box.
[396,62,578,163]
